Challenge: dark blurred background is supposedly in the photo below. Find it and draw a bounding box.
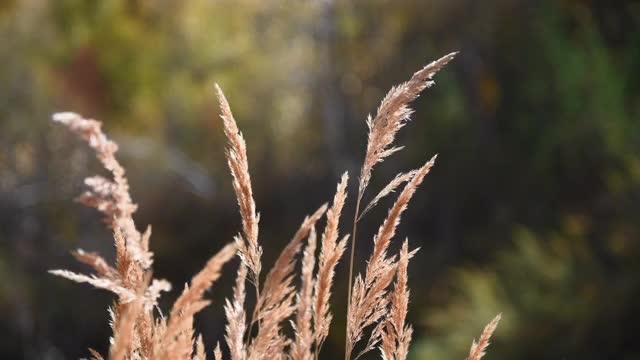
[1,0,640,359]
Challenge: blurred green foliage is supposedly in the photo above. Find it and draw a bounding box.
[1,0,639,359]
[416,221,640,359]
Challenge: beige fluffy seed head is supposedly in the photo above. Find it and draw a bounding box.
[215,84,262,286]
[347,156,437,358]
[48,269,136,303]
[71,249,117,279]
[359,170,417,221]
[291,226,317,360]
[52,112,152,271]
[366,155,436,281]
[345,53,455,359]
[224,263,248,360]
[313,173,349,347]
[468,314,502,360]
[169,243,237,321]
[158,243,237,359]
[51,111,241,359]
[51,111,166,358]
[255,204,328,321]
[192,335,206,360]
[249,205,327,359]
[358,53,457,199]
[214,343,223,360]
[379,240,417,360]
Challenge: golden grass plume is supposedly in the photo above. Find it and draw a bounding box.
[50,52,500,360]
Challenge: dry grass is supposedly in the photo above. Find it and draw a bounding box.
[50,52,499,360]
[468,314,502,360]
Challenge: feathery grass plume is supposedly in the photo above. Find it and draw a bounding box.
[72,249,117,278]
[365,156,435,280]
[468,314,502,360]
[51,112,229,359]
[312,173,349,350]
[193,335,206,360]
[169,243,237,321]
[253,204,327,321]
[50,52,503,360]
[214,343,223,360]
[48,269,136,302]
[346,53,456,358]
[50,114,161,348]
[291,226,317,360]
[346,156,436,358]
[224,263,248,360]
[136,305,156,358]
[156,243,236,359]
[248,205,327,359]
[357,52,456,199]
[87,348,105,360]
[109,296,145,360]
[379,240,418,360]
[358,170,416,221]
[53,113,152,270]
[145,279,172,311]
[215,84,262,287]
[347,262,396,359]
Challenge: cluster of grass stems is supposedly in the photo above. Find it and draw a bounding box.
[50,52,500,360]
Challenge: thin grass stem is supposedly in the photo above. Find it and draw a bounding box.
[345,194,362,360]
